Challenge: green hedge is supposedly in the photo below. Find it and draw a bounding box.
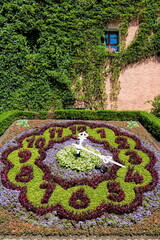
[138,111,160,141]
[54,110,160,140]
[54,110,141,121]
[0,111,35,136]
[0,110,160,141]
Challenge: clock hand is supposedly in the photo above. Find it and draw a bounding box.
[78,131,89,145]
[73,143,125,168]
[76,131,89,154]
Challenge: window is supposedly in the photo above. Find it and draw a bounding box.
[105,31,119,53]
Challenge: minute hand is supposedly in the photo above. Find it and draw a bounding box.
[73,144,125,168]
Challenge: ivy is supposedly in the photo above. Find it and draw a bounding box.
[0,0,159,111]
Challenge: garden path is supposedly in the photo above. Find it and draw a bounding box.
[0,234,159,240]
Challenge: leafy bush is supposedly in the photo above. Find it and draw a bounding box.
[0,110,35,135]
[138,111,160,141]
[10,81,53,111]
[54,109,140,121]
[151,94,160,118]
[0,110,160,141]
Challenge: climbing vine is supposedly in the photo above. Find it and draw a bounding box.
[0,0,159,111]
[105,0,160,107]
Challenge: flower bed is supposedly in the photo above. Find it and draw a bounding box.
[0,120,160,234]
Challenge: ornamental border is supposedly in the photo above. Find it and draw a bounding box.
[0,120,159,221]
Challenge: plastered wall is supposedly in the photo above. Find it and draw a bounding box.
[106,21,160,111]
[116,56,160,111]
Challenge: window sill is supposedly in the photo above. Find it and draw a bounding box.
[106,51,120,57]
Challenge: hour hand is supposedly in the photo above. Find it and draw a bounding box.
[73,143,83,154]
[73,143,83,150]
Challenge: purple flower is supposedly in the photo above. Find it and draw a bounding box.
[0,120,159,228]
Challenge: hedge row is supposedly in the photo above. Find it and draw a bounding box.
[0,111,35,136]
[54,110,141,121]
[0,110,160,141]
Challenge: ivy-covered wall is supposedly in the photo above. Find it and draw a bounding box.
[0,0,159,112]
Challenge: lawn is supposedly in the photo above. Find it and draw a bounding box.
[0,119,159,236]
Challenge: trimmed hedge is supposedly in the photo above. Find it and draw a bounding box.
[0,111,35,136]
[54,110,141,121]
[0,110,160,141]
[138,111,160,141]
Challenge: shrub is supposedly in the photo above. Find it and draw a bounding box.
[0,111,35,135]
[0,110,160,141]
[151,94,160,118]
[138,111,160,141]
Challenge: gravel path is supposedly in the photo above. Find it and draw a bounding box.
[0,235,160,240]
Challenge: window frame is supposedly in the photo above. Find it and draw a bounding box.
[104,28,120,53]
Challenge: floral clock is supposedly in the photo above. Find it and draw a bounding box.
[0,120,159,225]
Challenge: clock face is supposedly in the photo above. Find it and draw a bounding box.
[0,120,158,221]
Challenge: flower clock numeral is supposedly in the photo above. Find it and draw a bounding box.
[16,165,33,183]
[0,121,158,221]
[49,128,63,139]
[40,182,55,204]
[97,129,106,138]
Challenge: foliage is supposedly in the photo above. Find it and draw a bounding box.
[105,0,160,106]
[0,118,160,235]
[138,111,160,141]
[0,0,159,111]
[57,145,101,171]
[1,120,158,221]
[0,110,35,135]
[151,94,160,118]
[1,110,160,141]
[54,109,141,121]
[54,110,160,141]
